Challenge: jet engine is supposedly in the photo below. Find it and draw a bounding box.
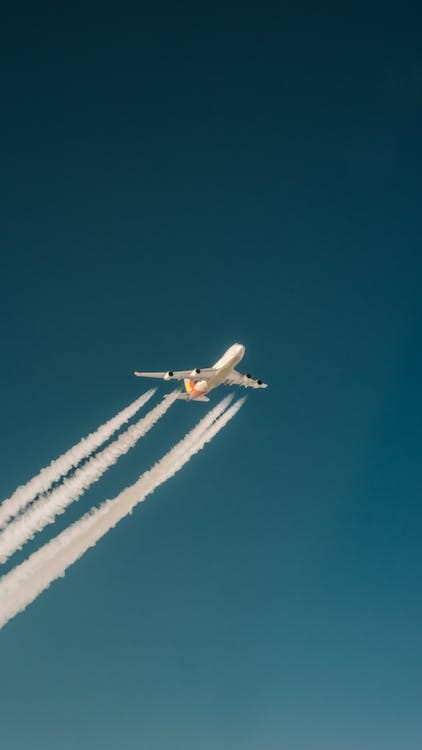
[164,371,174,380]
[190,368,201,377]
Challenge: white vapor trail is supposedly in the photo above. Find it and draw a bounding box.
[0,395,233,598]
[0,390,180,563]
[0,396,244,629]
[0,390,155,530]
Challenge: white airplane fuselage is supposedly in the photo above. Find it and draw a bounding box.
[184,343,245,398]
[134,341,266,399]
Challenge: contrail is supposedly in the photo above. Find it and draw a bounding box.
[0,390,180,563]
[0,395,233,596]
[0,390,155,529]
[0,397,244,629]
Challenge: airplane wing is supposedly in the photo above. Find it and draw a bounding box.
[225,369,268,389]
[134,368,217,382]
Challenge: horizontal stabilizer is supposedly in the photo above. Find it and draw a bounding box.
[171,392,210,403]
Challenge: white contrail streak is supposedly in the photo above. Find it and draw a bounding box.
[0,395,233,597]
[0,390,155,529]
[0,390,180,563]
[0,396,244,629]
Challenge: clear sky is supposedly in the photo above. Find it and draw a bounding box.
[1,4,422,749]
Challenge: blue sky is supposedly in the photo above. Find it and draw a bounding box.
[1,4,422,748]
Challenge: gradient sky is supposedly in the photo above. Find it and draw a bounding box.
[1,4,422,749]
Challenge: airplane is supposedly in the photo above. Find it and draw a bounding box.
[134,343,267,401]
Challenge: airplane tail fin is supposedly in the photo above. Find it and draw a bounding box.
[182,378,209,401]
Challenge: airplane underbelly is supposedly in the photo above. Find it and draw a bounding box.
[207,368,230,390]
